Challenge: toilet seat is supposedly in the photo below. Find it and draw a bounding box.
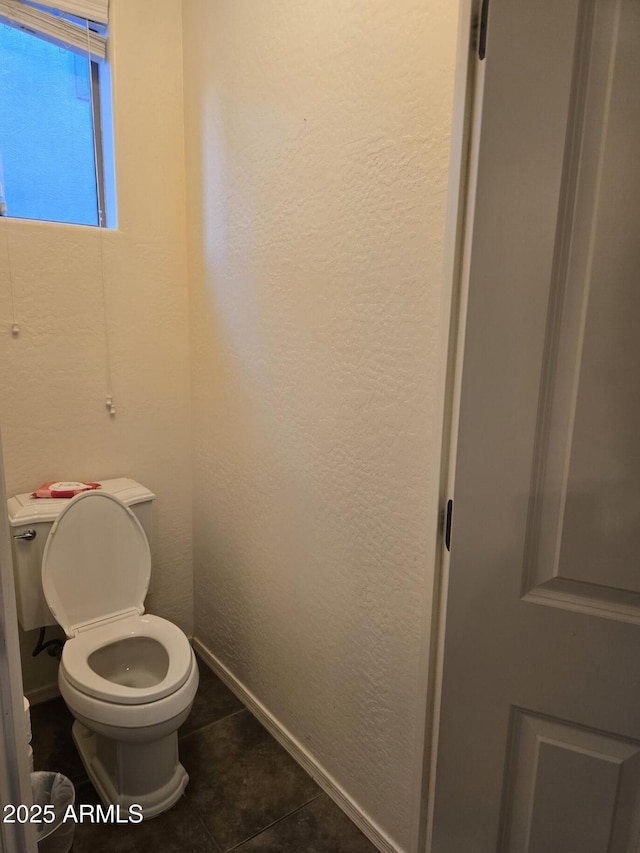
[43,491,193,707]
[42,490,151,639]
[61,614,193,705]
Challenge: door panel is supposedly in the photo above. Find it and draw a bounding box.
[525,0,640,617]
[432,0,640,849]
[502,712,640,853]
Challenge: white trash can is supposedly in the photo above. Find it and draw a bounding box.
[31,772,75,853]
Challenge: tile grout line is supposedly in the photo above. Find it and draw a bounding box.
[224,791,325,852]
[179,707,248,742]
[182,791,226,853]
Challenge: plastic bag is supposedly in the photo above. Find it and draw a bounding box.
[31,771,75,853]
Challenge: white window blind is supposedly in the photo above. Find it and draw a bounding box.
[30,0,107,25]
[0,0,107,59]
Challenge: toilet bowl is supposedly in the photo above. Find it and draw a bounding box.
[39,489,198,818]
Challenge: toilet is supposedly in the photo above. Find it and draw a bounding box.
[8,481,198,819]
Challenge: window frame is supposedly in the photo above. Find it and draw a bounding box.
[0,5,114,228]
[90,59,107,228]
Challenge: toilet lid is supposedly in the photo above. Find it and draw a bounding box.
[42,491,151,638]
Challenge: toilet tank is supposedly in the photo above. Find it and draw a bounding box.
[7,478,155,631]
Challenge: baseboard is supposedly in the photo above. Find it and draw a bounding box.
[192,637,401,853]
[25,682,60,706]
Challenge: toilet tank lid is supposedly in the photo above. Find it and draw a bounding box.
[7,478,155,527]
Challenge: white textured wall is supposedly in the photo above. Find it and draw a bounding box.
[0,0,192,695]
[182,2,458,849]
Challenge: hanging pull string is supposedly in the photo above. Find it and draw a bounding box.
[86,17,115,416]
[0,156,19,336]
[1,219,19,337]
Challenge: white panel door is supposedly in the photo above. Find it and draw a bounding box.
[0,428,37,853]
[432,0,640,850]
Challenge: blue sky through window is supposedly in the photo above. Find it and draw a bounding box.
[0,24,99,226]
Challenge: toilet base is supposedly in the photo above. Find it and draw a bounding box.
[72,721,189,819]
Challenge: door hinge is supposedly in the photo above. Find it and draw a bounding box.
[478,0,490,60]
[444,499,454,552]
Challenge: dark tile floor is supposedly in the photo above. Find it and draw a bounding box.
[30,654,378,852]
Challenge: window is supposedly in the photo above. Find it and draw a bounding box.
[0,0,112,227]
